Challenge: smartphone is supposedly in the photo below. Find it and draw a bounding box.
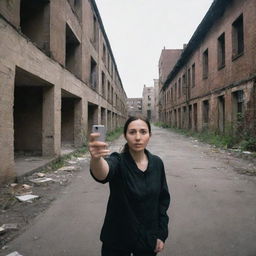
[92,125,106,142]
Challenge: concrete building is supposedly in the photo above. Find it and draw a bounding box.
[153,79,160,123]
[127,98,143,117]
[142,85,155,122]
[158,48,182,122]
[160,0,256,138]
[0,0,127,183]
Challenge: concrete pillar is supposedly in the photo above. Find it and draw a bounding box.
[74,98,83,147]
[0,64,15,183]
[42,86,60,156]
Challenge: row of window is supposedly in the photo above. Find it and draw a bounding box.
[17,0,125,112]
[165,13,244,105]
[91,13,125,111]
[163,90,244,130]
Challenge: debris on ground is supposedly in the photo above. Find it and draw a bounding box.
[29,177,54,184]
[1,224,19,231]
[0,154,90,251]
[15,194,39,203]
[0,226,5,235]
[76,157,87,162]
[57,166,77,172]
[6,252,23,256]
[10,184,32,196]
[36,172,46,178]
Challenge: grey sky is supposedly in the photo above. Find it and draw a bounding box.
[95,0,214,98]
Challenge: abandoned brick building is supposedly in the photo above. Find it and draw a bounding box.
[159,0,256,138]
[0,0,127,183]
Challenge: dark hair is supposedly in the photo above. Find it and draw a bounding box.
[122,116,151,153]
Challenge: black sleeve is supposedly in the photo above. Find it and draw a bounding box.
[90,152,120,184]
[157,159,171,242]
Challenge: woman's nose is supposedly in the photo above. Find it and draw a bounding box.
[135,132,141,140]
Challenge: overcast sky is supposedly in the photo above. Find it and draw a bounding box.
[95,0,214,98]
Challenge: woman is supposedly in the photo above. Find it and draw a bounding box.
[89,116,170,256]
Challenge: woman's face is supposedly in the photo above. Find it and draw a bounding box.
[125,119,151,152]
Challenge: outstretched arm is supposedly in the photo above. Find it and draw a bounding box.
[89,133,110,181]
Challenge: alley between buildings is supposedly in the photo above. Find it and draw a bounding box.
[1,126,256,256]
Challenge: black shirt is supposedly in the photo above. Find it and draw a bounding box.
[91,149,170,250]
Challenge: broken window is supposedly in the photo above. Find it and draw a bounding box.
[20,0,50,54]
[218,33,225,69]
[232,14,244,59]
[203,49,209,79]
[90,57,98,90]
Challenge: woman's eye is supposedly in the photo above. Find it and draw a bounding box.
[141,130,147,135]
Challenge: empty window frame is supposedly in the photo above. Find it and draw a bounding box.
[202,49,209,79]
[90,57,97,90]
[101,71,105,98]
[187,68,191,89]
[174,83,177,101]
[192,63,195,87]
[107,81,111,102]
[232,90,244,120]
[232,14,244,59]
[202,100,209,124]
[65,23,81,77]
[67,0,82,21]
[217,33,225,69]
[93,15,99,48]
[20,0,50,54]
[102,43,106,63]
[182,73,186,95]
[178,78,181,98]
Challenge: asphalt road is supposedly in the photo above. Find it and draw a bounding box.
[3,126,256,256]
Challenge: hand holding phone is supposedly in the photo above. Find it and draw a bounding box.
[92,125,106,142]
[89,125,109,160]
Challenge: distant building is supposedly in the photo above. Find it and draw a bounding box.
[142,85,155,122]
[153,79,160,123]
[127,98,143,117]
[158,48,182,122]
[159,0,256,138]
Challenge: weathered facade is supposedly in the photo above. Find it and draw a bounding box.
[127,98,142,117]
[142,85,155,122]
[159,0,256,138]
[0,0,127,183]
[153,79,160,123]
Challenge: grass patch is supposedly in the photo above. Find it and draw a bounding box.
[169,127,238,149]
[106,127,123,141]
[155,123,255,152]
